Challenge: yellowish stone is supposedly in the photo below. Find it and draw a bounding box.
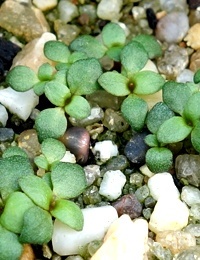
[184,23,200,50]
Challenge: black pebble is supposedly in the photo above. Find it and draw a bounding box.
[146,8,158,30]
[187,0,200,9]
[124,130,149,165]
[0,38,21,79]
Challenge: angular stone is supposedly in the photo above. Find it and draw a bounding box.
[181,185,200,207]
[148,172,180,201]
[101,155,129,175]
[157,44,189,80]
[102,108,129,133]
[149,197,189,234]
[175,154,200,187]
[190,204,200,221]
[147,238,173,260]
[0,128,14,142]
[184,224,200,238]
[0,104,8,127]
[156,230,196,255]
[156,12,189,43]
[184,23,200,50]
[0,0,50,42]
[112,193,143,219]
[175,246,200,259]
[91,215,149,260]
[11,32,56,72]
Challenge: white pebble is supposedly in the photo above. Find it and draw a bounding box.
[91,215,149,260]
[60,151,76,163]
[176,69,194,83]
[181,186,200,207]
[58,0,79,23]
[0,88,38,121]
[99,170,126,201]
[92,140,118,163]
[148,172,180,200]
[0,104,8,126]
[149,197,189,234]
[33,0,57,11]
[52,206,118,256]
[97,0,123,21]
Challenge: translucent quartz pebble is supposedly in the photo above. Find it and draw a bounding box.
[102,108,129,133]
[181,186,200,207]
[99,170,126,201]
[156,230,196,255]
[147,238,173,260]
[157,44,189,79]
[58,0,79,23]
[83,165,101,186]
[159,0,188,12]
[184,23,200,50]
[149,197,189,234]
[148,172,180,201]
[174,246,200,260]
[0,0,49,42]
[156,12,189,43]
[190,204,200,221]
[52,206,118,256]
[97,0,123,21]
[184,224,200,239]
[175,154,200,187]
[91,215,149,260]
[176,69,194,83]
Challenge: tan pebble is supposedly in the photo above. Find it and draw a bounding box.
[184,23,200,50]
[156,230,196,255]
[189,49,200,72]
[20,244,35,260]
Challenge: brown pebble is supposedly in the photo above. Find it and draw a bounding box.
[59,127,90,164]
[20,244,35,260]
[112,193,143,219]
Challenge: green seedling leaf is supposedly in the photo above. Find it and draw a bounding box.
[38,63,54,81]
[44,40,70,63]
[133,71,165,95]
[34,155,49,170]
[45,81,71,107]
[183,92,200,125]
[121,41,148,76]
[41,138,66,164]
[51,162,87,199]
[0,192,34,233]
[0,156,34,201]
[121,94,148,131]
[33,81,47,96]
[65,95,91,119]
[42,172,53,189]
[67,58,102,95]
[133,34,162,59]
[68,51,88,64]
[6,65,38,92]
[144,134,159,147]
[98,71,130,96]
[106,46,123,61]
[50,199,84,231]
[102,22,126,48]
[19,206,53,244]
[19,175,53,211]
[157,116,192,144]
[146,102,175,133]
[35,108,67,142]
[146,147,173,173]
[163,81,192,115]
[69,35,106,59]
[53,70,67,85]
[193,68,200,84]
[191,121,200,153]
[0,224,23,260]
[2,146,28,158]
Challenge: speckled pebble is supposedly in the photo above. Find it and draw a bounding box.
[156,12,189,43]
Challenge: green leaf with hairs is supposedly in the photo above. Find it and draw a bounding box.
[191,121,200,153]
[183,92,200,125]
[44,40,70,63]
